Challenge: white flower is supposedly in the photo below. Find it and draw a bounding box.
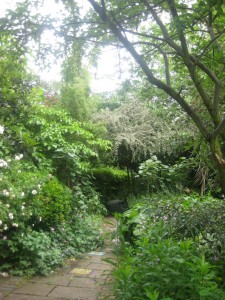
[4,225,8,230]
[0,178,2,181]
[0,125,4,134]
[17,170,21,173]
[0,160,8,168]
[2,189,9,196]
[21,192,25,197]
[15,154,23,161]
[8,213,13,220]
[32,190,37,195]
[0,220,2,225]
[21,205,25,210]
[39,217,42,221]
[12,223,18,227]
[37,184,41,190]
[6,204,10,208]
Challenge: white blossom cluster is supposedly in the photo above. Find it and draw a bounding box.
[0,159,8,168]
[0,125,4,135]
[2,189,9,196]
[15,154,23,160]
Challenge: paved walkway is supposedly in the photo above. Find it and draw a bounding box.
[0,217,117,300]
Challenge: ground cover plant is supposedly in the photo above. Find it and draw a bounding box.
[112,193,225,299]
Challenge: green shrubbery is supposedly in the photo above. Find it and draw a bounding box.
[137,156,195,193]
[0,230,63,276]
[114,234,225,299]
[0,83,109,276]
[113,194,225,299]
[0,152,104,276]
[36,178,73,227]
[92,166,129,203]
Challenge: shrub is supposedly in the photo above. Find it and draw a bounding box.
[114,193,225,297]
[36,178,72,228]
[0,154,104,276]
[113,228,225,300]
[123,193,225,260]
[138,156,195,193]
[50,215,104,258]
[0,229,63,276]
[72,184,107,216]
[0,156,51,235]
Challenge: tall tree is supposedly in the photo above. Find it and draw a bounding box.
[81,0,225,192]
[60,44,92,121]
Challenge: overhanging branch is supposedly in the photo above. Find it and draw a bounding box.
[87,0,210,141]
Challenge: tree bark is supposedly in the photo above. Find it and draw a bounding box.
[209,138,225,194]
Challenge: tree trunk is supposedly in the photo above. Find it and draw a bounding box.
[209,137,225,194]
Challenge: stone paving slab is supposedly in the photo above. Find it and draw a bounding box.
[31,275,71,285]
[88,256,100,261]
[87,263,114,271]
[3,295,65,300]
[13,282,54,296]
[69,277,100,288]
[88,270,109,280]
[73,261,91,268]
[48,286,98,300]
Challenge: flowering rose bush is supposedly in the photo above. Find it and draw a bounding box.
[0,154,104,275]
[0,154,50,239]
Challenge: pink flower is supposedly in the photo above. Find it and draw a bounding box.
[51,227,55,231]
[3,236,7,240]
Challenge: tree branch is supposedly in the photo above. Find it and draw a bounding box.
[132,41,171,86]
[197,29,225,62]
[211,117,225,139]
[88,0,210,140]
[142,0,183,56]
[166,0,220,123]
[167,0,189,59]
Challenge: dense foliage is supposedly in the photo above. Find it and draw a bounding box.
[0,38,108,276]
[113,193,225,299]
[2,3,225,299]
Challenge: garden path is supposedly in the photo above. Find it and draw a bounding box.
[0,217,117,300]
